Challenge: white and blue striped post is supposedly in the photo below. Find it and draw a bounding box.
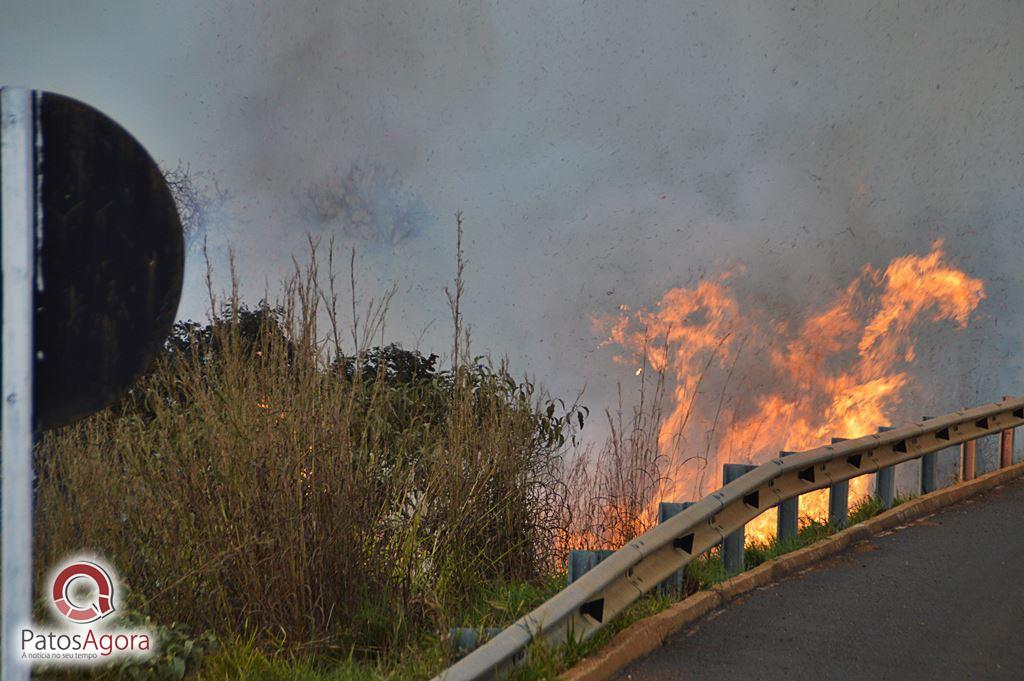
[1,86,36,681]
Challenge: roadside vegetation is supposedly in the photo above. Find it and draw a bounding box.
[35,224,588,679]
[33,204,914,680]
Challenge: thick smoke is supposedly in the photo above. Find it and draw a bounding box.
[306,162,431,245]
[2,1,1024,462]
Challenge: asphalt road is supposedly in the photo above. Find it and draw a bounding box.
[618,477,1024,681]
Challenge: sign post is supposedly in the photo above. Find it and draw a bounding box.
[1,87,184,676]
[1,86,35,681]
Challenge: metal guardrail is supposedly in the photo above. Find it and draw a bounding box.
[433,395,1024,681]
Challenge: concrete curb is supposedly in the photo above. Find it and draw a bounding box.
[560,460,1024,681]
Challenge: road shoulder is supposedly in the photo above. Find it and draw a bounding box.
[561,460,1024,681]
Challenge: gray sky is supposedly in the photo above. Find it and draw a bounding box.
[3,0,1024,422]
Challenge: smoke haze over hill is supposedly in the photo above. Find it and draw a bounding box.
[3,0,1024,433]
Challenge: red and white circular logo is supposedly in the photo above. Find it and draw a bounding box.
[51,560,116,624]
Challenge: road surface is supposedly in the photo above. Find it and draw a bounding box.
[618,476,1024,680]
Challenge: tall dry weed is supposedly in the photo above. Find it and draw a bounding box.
[35,236,578,656]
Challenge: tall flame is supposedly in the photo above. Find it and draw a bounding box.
[595,240,985,541]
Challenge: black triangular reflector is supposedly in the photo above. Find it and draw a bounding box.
[580,598,605,623]
[893,440,907,453]
[799,467,815,483]
[674,533,694,554]
[847,453,862,469]
[743,491,759,509]
[975,417,990,429]
[1014,408,1023,419]
[936,428,950,441]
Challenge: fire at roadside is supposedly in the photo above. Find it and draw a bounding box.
[594,240,985,542]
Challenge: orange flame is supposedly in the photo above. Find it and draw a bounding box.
[596,240,984,542]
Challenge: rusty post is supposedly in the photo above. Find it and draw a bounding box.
[722,464,757,574]
[962,439,977,481]
[919,416,938,494]
[1001,395,1016,469]
[777,451,799,542]
[1000,429,1015,468]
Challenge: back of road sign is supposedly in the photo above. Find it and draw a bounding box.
[2,86,184,681]
[1,89,184,430]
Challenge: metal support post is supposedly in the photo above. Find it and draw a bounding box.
[876,427,896,508]
[828,438,850,527]
[567,549,615,584]
[962,439,976,481]
[722,464,757,574]
[2,86,35,681]
[1000,399,1016,469]
[777,451,799,541]
[657,501,693,593]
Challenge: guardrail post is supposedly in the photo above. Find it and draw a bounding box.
[567,549,615,584]
[828,438,850,527]
[961,439,976,481]
[1001,396,1016,468]
[876,427,897,508]
[657,501,693,594]
[722,463,757,574]
[919,416,940,494]
[777,451,799,541]
[448,627,504,655]
[1000,428,1015,468]
[658,501,694,522]
[428,397,1024,681]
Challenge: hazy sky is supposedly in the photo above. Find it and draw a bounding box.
[3,0,1024,420]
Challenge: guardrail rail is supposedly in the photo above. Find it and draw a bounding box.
[433,395,1024,681]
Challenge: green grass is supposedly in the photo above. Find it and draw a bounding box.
[460,574,568,628]
[183,493,909,681]
[185,576,568,681]
[503,592,676,681]
[38,487,911,681]
[194,638,403,681]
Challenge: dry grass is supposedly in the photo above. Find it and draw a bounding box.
[32,214,692,680]
[561,372,668,550]
[34,235,580,663]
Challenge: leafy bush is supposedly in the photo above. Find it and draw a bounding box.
[115,614,217,681]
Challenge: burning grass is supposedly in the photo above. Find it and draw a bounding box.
[31,227,983,679]
[594,239,984,542]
